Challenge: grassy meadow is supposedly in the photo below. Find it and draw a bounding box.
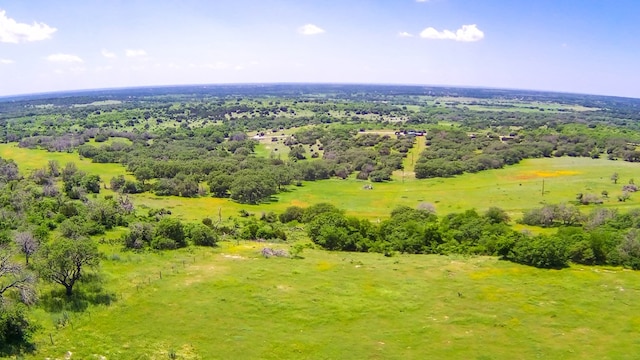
[2,136,640,358]
[24,241,640,359]
[1,143,640,222]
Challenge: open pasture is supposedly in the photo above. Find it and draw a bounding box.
[131,156,640,221]
[431,97,599,113]
[1,143,639,221]
[24,242,640,359]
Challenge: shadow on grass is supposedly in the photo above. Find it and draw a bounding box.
[39,274,117,313]
[0,304,38,357]
[0,342,36,358]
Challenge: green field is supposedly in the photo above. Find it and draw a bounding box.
[23,242,640,359]
[3,88,640,359]
[1,143,639,222]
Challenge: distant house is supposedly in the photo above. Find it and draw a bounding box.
[394,130,426,137]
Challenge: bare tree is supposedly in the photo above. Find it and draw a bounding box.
[14,232,39,265]
[0,246,35,305]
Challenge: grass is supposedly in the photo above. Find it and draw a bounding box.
[23,241,640,359]
[0,144,134,184]
[1,143,639,222]
[2,139,639,357]
[431,97,599,113]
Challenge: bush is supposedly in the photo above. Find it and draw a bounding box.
[301,203,343,223]
[122,222,154,249]
[279,206,304,223]
[154,218,186,248]
[508,235,569,269]
[188,224,218,247]
[151,237,177,250]
[0,304,37,355]
[612,230,640,269]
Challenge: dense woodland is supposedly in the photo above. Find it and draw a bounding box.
[2,84,640,353]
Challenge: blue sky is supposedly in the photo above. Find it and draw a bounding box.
[1,0,639,98]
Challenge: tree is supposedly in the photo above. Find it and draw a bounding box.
[82,174,101,194]
[279,206,305,223]
[0,304,38,356]
[61,162,78,182]
[484,206,510,224]
[229,173,277,204]
[0,246,34,304]
[614,229,640,269]
[47,160,60,177]
[611,172,619,184]
[110,175,126,191]
[288,145,307,161]
[0,247,36,355]
[301,203,343,223]
[134,166,154,185]
[208,172,233,198]
[13,232,38,265]
[36,238,100,296]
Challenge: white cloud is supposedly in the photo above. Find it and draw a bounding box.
[0,58,14,64]
[46,53,84,63]
[416,0,430,2]
[125,49,147,58]
[420,24,484,42]
[101,49,117,58]
[398,31,413,38]
[298,24,325,36]
[0,9,57,43]
[203,61,229,70]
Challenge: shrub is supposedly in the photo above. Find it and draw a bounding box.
[151,237,177,250]
[279,206,304,223]
[188,224,218,247]
[508,235,569,269]
[154,218,186,248]
[0,304,37,355]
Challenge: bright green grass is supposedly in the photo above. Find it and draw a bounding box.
[1,143,639,221]
[0,144,134,183]
[432,97,599,113]
[24,242,640,359]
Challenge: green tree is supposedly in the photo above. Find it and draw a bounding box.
[0,304,38,356]
[208,172,233,198]
[301,203,343,223]
[36,238,100,296]
[484,207,510,224]
[134,166,154,185]
[288,145,307,161]
[110,175,126,191]
[229,173,277,204]
[279,206,305,223]
[82,174,101,194]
